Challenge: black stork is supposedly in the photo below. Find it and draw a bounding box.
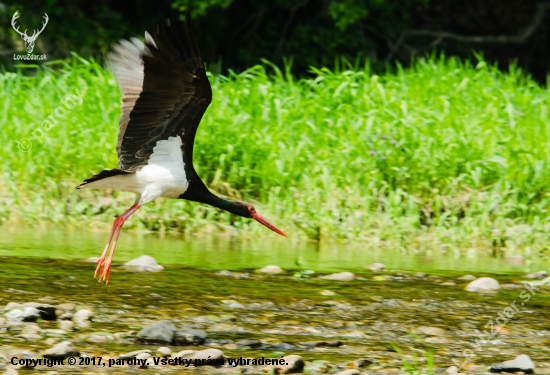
[77,15,287,283]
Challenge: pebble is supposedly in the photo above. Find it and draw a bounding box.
[320,290,336,296]
[173,327,207,345]
[353,359,372,368]
[366,263,386,271]
[59,320,74,331]
[275,355,304,374]
[415,326,448,336]
[86,334,109,343]
[137,320,177,344]
[5,307,40,322]
[235,339,262,348]
[73,309,93,323]
[440,281,456,286]
[414,272,426,277]
[24,302,56,320]
[123,255,164,272]
[299,340,342,348]
[157,346,172,356]
[43,341,80,359]
[490,354,535,373]
[319,272,355,281]
[119,349,152,359]
[465,277,500,292]
[4,302,23,311]
[446,365,459,374]
[215,270,234,277]
[257,265,284,274]
[526,270,548,279]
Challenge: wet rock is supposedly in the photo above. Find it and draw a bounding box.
[137,321,177,344]
[299,340,342,348]
[123,255,164,272]
[526,270,548,279]
[157,346,172,356]
[173,350,196,358]
[119,349,152,359]
[235,339,262,348]
[43,341,80,359]
[73,309,93,323]
[465,277,500,292]
[173,327,207,345]
[457,274,477,281]
[319,272,355,281]
[24,303,56,320]
[335,370,361,375]
[257,265,284,274]
[215,270,234,277]
[320,290,336,296]
[4,302,23,311]
[353,359,373,368]
[86,334,109,343]
[446,365,459,374]
[5,307,40,322]
[415,326,448,336]
[58,320,74,331]
[490,354,535,373]
[366,263,386,271]
[275,355,304,374]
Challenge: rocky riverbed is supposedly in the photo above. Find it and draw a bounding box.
[0,256,549,374]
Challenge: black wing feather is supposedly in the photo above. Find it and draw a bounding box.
[108,15,212,171]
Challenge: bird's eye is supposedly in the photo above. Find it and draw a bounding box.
[247,206,256,214]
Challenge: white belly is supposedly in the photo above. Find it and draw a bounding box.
[81,136,188,205]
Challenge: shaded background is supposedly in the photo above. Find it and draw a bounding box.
[1,0,550,82]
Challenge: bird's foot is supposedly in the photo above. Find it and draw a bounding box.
[94,258,111,284]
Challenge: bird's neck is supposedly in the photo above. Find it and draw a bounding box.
[182,181,237,214]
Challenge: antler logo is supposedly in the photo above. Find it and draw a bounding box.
[11,11,49,54]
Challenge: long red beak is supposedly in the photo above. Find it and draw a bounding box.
[251,212,288,237]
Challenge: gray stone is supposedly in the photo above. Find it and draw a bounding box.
[490,354,535,373]
[4,302,23,311]
[299,340,342,348]
[276,355,305,374]
[415,326,448,336]
[157,346,172,356]
[119,349,152,359]
[173,327,207,345]
[5,307,40,322]
[73,309,93,323]
[235,339,262,348]
[24,303,56,320]
[137,321,177,344]
[43,341,80,359]
[465,277,500,292]
[257,265,284,274]
[123,255,163,272]
[58,320,74,331]
[366,263,386,271]
[319,272,355,281]
[526,270,548,279]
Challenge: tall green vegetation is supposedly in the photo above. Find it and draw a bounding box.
[2,56,550,255]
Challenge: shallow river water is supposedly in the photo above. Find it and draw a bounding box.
[0,227,549,374]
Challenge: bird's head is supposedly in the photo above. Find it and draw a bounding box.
[227,201,287,238]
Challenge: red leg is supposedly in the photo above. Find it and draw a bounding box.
[95,204,140,283]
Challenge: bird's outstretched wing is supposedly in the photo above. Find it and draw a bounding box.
[107,14,212,171]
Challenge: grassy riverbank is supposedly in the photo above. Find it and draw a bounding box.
[2,56,550,255]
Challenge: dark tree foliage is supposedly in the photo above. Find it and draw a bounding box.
[2,0,550,82]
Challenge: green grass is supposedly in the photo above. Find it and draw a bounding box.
[2,55,550,255]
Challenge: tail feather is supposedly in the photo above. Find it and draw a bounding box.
[76,169,132,189]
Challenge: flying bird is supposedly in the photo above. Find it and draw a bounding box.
[77,15,287,283]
